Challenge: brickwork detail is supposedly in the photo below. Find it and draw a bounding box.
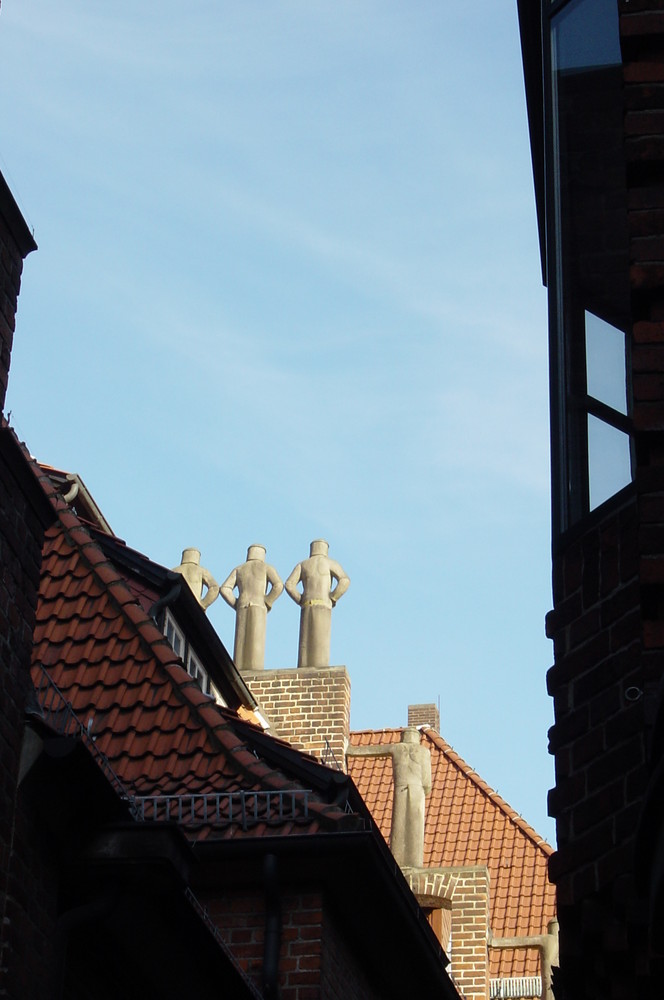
[448,866,490,1000]
[245,667,351,768]
[408,868,458,901]
[203,888,381,1000]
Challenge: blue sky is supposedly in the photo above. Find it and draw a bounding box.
[1,2,554,840]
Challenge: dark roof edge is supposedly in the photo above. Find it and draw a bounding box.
[0,171,37,258]
[516,0,546,283]
[193,830,459,1000]
[0,424,56,529]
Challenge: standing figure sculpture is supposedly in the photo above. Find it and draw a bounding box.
[285,539,349,668]
[346,728,432,868]
[220,545,283,671]
[172,548,219,612]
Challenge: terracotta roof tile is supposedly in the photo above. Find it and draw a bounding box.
[32,502,353,843]
[349,727,555,979]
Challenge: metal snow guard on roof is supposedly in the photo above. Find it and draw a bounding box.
[33,665,313,833]
[134,789,311,830]
[490,977,542,998]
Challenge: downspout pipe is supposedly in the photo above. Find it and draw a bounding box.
[148,581,182,622]
[262,853,281,1000]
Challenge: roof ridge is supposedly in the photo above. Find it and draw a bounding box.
[421,728,553,855]
[351,727,402,734]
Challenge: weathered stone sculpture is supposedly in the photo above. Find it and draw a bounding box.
[172,548,219,612]
[347,728,432,868]
[220,545,283,671]
[285,540,349,668]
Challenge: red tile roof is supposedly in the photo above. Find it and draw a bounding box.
[31,476,355,841]
[348,727,555,979]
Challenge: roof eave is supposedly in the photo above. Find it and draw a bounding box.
[192,830,460,1000]
[517,0,546,285]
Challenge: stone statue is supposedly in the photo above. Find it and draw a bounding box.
[285,539,349,668]
[220,545,284,671]
[347,727,432,868]
[172,548,219,612]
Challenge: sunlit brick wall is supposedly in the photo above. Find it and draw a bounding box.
[449,866,490,1000]
[245,666,351,769]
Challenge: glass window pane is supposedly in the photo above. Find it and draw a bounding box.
[553,0,622,72]
[588,415,632,510]
[585,311,627,414]
[164,610,185,659]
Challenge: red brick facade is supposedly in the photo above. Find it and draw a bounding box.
[448,867,490,1000]
[201,886,392,1000]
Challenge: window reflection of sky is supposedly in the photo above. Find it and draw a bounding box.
[554,0,622,71]
[585,311,627,415]
[588,415,631,510]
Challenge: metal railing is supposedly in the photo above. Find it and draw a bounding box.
[30,665,304,982]
[32,665,312,832]
[134,789,310,829]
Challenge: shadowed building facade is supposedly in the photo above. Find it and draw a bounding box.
[518,2,664,995]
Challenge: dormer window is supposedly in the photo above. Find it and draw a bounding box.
[187,647,209,694]
[164,609,185,659]
[162,608,226,705]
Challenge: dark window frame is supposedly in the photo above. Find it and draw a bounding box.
[542,0,634,537]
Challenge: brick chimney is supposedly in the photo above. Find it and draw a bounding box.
[408,703,440,732]
[244,666,351,770]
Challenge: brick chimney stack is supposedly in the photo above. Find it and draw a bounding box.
[408,703,440,732]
